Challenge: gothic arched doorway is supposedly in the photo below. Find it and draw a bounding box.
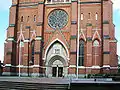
[45,40,68,77]
[48,56,65,77]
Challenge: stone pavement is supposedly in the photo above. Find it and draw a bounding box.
[0,77,120,84]
[0,77,70,84]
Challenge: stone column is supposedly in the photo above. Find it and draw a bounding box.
[23,26,31,76]
[4,0,18,76]
[69,0,77,78]
[86,24,92,74]
[32,0,45,77]
[102,0,111,73]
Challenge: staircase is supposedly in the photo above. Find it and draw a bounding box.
[0,78,69,90]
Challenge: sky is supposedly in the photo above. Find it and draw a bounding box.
[0,0,120,63]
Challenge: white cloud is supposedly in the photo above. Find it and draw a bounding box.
[0,0,12,11]
[112,0,120,12]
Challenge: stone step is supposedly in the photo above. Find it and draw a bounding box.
[0,81,69,90]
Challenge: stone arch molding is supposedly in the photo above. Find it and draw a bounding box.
[44,39,69,77]
[43,38,69,61]
[48,55,68,66]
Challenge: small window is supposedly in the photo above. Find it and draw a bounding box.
[88,13,90,19]
[31,40,35,65]
[20,41,24,47]
[79,40,84,66]
[96,13,98,20]
[27,16,29,22]
[93,40,99,47]
[34,15,36,22]
[55,49,60,54]
[21,16,23,22]
[81,13,83,20]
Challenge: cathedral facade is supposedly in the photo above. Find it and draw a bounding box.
[4,0,118,77]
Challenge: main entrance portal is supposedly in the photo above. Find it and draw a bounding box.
[51,59,64,77]
[46,55,68,77]
[45,40,69,77]
[52,67,63,77]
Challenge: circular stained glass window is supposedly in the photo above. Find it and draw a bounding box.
[48,10,68,29]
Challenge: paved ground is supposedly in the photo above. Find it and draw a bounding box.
[0,77,120,84]
[0,77,70,84]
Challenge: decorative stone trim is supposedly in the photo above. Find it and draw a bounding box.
[45,2,71,5]
[36,22,43,26]
[71,21,77,24]
[16,65,24,67]
[35,36,42,40]
[109,39,118,43]
[38,2,44,4]
[19,2,38,4]
[78,66,85,69]
[87,54,92,56]
[9,24,15,27]
[80,1,101,4]
[11,4,17,7]
[103,20,109,24]
[5,64,12,67]
[33,65,40,67]
[7,37,16,42]
[24,39,30,42]
[86,23,92,26]
[110,67,118,69]
[19,4,38,8]
[103,35,110,39]
[70,35,77,39]
[103,65,110,68]
[69,65,76,68]
[7,37,14,41]
[24,54,28,56]
[103,51,110,54]
[87,37,92,41]
[92,65,101,69]
[25,26,31,29]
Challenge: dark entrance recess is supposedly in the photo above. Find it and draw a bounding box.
[52,67,63,77]
[52,67,57,77]
[58,67,63,77]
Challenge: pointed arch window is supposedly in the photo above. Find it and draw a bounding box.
[93,40,99,47]
[95,12,98,20]
[34,15,36,22]
[31,40,35,65]
[93,40,99,65]
[20,41,24,47]
[21,16,23,22]
[81,13,83,20]
[88,13,91,19]
[79,40,84,66]
[27,16,30,22]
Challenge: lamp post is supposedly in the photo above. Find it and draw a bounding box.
[18,39,22,77]
[100,0,103,74]
[18,23,23,77]
[28,26,30,77]
[76,0,81,79]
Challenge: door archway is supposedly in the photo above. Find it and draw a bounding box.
[45,41,68,77]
